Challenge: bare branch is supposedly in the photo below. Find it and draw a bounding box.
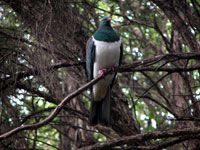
[0,73,105,140]
[78,127,200,150]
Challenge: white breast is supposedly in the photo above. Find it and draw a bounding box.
[92,36,121,101]
[93,36,121,78]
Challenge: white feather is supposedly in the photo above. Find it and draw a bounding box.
[92,36,121,101]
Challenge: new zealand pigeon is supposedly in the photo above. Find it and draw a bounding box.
[86,17,123,126]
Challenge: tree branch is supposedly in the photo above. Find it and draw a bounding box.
[130,134,200,149]
[117,52,200,73]
[0,61,84,92]
[1,52,200,92]
[0,52,200,140]
[78,127,200,150]
[0,72,106,140]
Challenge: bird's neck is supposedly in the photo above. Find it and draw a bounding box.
[93,26,120,42]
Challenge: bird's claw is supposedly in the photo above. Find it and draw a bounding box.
[98,69,107,76]
[111,66,115,71]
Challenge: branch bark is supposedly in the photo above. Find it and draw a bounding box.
[78,127,200,150]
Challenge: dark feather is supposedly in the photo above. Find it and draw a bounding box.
[89,87,111,126]
[86,38,95,81]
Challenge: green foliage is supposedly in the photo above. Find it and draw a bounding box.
[94,132,107,142]
[1,0,200,149]
[0,6,19,27]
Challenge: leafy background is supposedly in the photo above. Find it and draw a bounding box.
[0,0,200,149]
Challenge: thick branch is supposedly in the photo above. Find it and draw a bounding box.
[117,52,200,73]
[78,127,200,150]
[130,134,200,149]
[128,64,200,72]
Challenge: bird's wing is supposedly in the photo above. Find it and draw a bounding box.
[86,37,96,81]
[119,42,123,66]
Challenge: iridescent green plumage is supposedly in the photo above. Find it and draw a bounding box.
[93,17,120,42]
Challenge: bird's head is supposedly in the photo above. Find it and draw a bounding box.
[100,17,112,27]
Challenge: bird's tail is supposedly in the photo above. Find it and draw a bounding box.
[89,88,110,126]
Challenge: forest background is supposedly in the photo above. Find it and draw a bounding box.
[0,0,200,149]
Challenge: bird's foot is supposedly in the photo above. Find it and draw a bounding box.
[98,68,107,76]
[111,66,115,71]
[98,67,116,76]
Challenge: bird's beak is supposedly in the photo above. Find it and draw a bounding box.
[107,17,112,21]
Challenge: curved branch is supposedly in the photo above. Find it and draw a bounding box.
[0,73,105,140]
